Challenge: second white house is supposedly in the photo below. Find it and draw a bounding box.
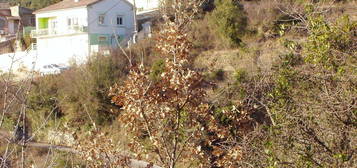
[31,0,135,65]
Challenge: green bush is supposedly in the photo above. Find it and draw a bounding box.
[208,0,248,46]
[304,14,356,70]
[149,59,165,81]
[58,55,125,127]
[27,54,129,133]
[233,69,247,84]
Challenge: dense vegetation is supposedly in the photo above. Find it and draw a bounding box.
[0,0,61,10]
[0,0,356,167]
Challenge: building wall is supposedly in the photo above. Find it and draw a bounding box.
[35,7,90,65]
[0,9,10,33]
[13,6,35,27]
[34,0,135,65]
[128,0,161,12]
[21,14,35,27]
[0,17,6,31]
[88,0,135,38]
[0,9,11,16]
[37,34,89,65]
[8,20,15,34]
[35,7,88,31]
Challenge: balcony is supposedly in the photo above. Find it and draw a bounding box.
[31,25,88,38]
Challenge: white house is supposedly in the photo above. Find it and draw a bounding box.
[128,0,161,13]
[31,0,135,65]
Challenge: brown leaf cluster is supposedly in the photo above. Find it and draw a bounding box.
[75,133,131,167]
[109,1,244,167]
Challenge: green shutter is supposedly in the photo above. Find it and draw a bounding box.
[38,18,49,29]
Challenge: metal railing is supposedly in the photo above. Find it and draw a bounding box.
[31,25,88,38]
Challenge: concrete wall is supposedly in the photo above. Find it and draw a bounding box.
[35,7,90,65]
[37,34,89,65]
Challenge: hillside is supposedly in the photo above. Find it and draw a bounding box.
[1,0,61,10]
[0,0,356,167]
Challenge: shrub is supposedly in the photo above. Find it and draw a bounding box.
[27,53,130,134]
[233,69,247,84]
[244,11,357,168]
[22,35,36,49]
[58,54,126,127]
[207,68,225,81]
[191,17,220,50]
[304,15,356,70]
[27,75,63,138]
[208,0,248,46]
[149,59,165,81]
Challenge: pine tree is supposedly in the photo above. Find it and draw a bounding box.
[209,0,247,46]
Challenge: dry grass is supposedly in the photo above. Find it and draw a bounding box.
[194,36,286,79]
[325,1,357,21]
[242,0,282,28]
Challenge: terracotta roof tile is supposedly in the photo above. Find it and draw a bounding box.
[34,0,102,13]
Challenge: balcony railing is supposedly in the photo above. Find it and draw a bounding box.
[31,25,88,38]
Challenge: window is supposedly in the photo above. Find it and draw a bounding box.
[98,14,105,25]
[117,16,123,25]
[50,19,57,29]
[73,18,78,25]
[30,16,35,26]
[67,18,72,26]
[68,17,79,26]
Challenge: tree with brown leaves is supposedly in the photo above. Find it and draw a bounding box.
[109,1,242,167]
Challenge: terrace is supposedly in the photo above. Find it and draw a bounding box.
[31,17,88,38]
[31,26,88,38]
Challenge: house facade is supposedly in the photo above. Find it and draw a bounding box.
[128,0,161,13]
[0,3,35,41]
[32,0,135,64]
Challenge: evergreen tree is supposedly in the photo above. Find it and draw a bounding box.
[208,0,247,46]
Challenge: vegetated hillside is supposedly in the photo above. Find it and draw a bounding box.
[0,0,356,167]
[3,0,61,10]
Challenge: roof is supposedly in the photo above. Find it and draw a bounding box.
[137,9,158,20]
[6,16,21,20]
[34,0,103,14]
[0,3,10,9]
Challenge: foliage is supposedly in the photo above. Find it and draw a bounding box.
[75,133,130,167]
[26,54,129,138]
[191,16,221,50]
[2,0,356,167]
[109,1,245,167]
[149,59,165,81]
[27,75,63,138]
[304,14,356,70]
[233,69,247,84]
[246,12,357,167]
[207,68,225,81]
[9,0,62,9]
[61,55,127,127]
[208,0,248,46]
